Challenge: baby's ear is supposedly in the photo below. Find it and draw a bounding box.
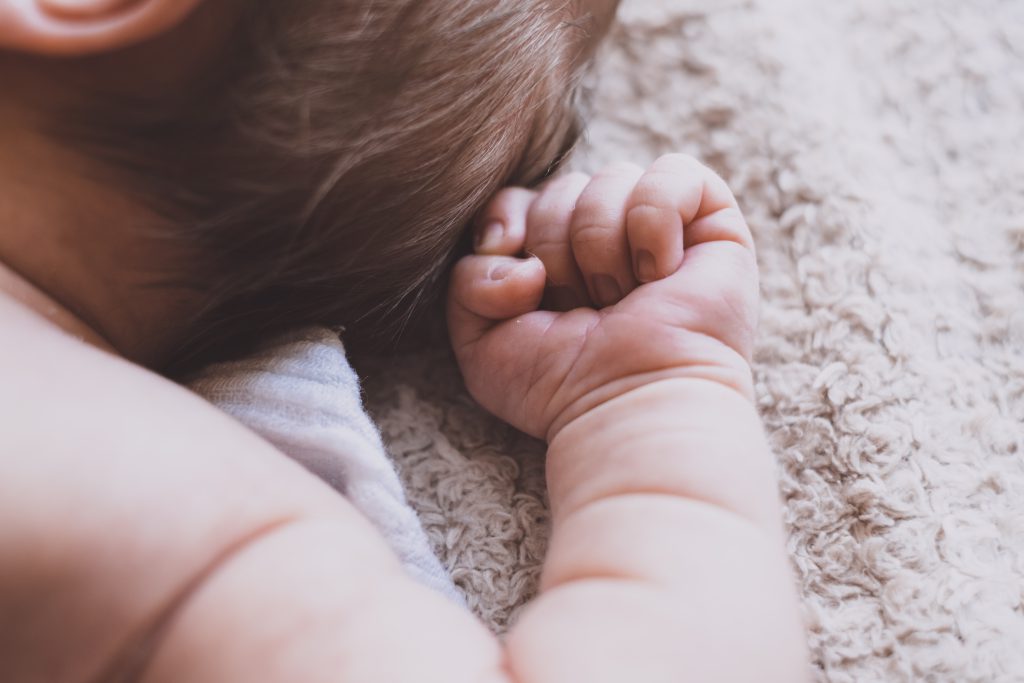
[0,0,202,55]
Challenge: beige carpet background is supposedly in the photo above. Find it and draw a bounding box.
[359,1,1024,680]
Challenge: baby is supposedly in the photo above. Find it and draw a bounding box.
[0,0,809,681]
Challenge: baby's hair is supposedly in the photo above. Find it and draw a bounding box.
[63,0,605,372]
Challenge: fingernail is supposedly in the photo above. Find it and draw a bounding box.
[591,275,622,307]
[635,249,657,282]
[547,286,580,311]
[488,261,517,280]
[476,221,505,253]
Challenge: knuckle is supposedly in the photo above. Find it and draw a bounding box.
[556,170,592,186]
[630,175,682,207]
[652,153,701,172]
[527,200,572,232]
[649,154,728,187]
[481,187,529,216]
[571,223,615,246]
[626,201,672,220]
[625,205,677,243]
[570,225,621,266]
[492,186,530,202]
[572,185,625,224]
[594,160,646,180]
[530,185,580,225]
[537,172,590,203]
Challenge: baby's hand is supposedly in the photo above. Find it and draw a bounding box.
[448,154,759,441]
[449,156,808,681]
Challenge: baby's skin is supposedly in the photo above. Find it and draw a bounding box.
[0,155,808,681]
[450,154,809,680]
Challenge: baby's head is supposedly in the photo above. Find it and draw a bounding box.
[0,0,616,371]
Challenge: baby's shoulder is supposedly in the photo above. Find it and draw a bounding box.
[0,294,338,514]
[1,295,210,442]
[0,297,381,682]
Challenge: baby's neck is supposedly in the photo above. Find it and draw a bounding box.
[0,260,115,354]
[0,119,202,368]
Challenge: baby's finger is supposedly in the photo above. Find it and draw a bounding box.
[474,187,537,256]
[569,162,645,307]
[625,166,686,283]
[625,154,749,285]
[447,254,546,351]
[638,154,750,252]
[684,206,753,252]
[524,172,591,311]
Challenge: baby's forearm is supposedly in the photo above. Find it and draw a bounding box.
[505,378,809,682]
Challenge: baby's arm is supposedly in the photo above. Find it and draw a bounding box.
[1,156,806,683]
[509,383,807,682]
[449,155,809,681]
[0,298,503,683]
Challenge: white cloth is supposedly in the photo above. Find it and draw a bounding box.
[187,327,461,604]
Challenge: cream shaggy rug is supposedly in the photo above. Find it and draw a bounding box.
[358,0,1024,680]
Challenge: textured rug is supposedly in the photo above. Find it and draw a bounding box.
[358,1,1024,680]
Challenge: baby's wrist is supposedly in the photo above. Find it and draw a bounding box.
[545,376,782,533]
[545,358,756,445]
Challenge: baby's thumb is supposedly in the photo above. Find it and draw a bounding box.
[447,254,546,350]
